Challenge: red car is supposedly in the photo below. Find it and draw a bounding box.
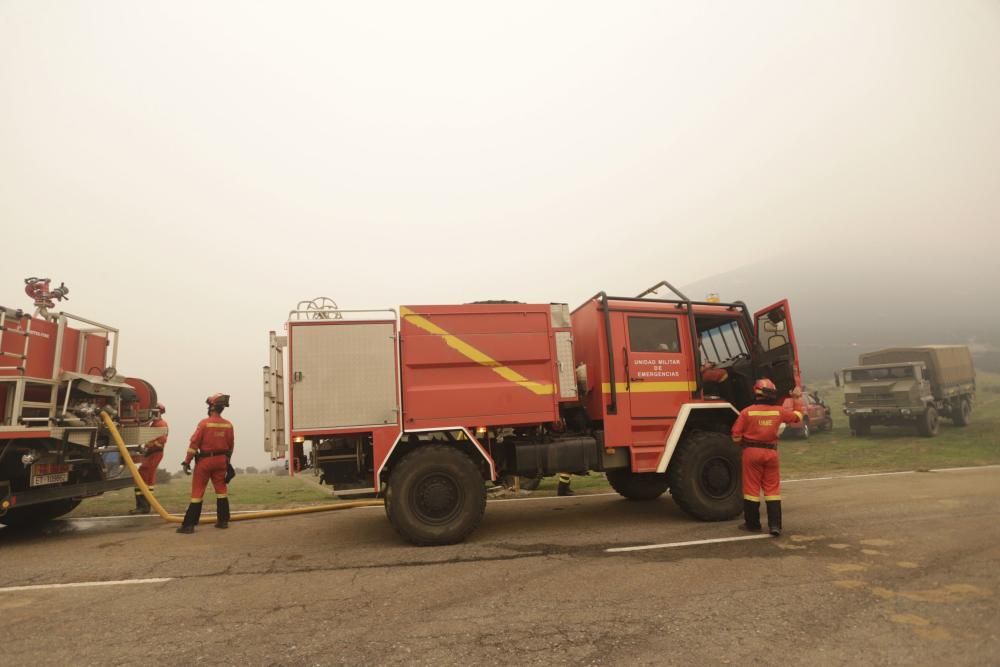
[781,390,833,439]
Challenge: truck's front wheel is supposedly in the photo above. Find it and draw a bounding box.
[0,498,82,528]
[916,406,940,437]
[849,416,871,437]
[666,431,742,521]
[606,469,670,501]
[386,445,486,546]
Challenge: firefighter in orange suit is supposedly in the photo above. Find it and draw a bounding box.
[731,379,802,536]
[131,403,168,515]
[177,394,234,534]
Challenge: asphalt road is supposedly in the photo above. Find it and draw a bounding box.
[2,467,998,667]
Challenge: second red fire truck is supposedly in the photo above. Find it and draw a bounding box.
[264,281,800,545]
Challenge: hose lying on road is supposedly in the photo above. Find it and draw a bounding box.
[100,411,383,524]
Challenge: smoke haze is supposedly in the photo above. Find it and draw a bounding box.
[2,1,998,468]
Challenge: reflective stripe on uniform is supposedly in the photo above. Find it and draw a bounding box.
[186,448,196,455]
[743,494,760,502]
[764,495,781,501]
[190,498,203,503]
[216,494,227,499]
[748,411,780,417]
[205,423,232,429]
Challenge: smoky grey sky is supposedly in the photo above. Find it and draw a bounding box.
[2,1,998,468]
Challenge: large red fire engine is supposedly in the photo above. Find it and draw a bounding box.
[0,278,166,527]
[264,281,800,545]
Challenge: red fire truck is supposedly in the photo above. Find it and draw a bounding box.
[0,279,166,527]
[264,282,800,545]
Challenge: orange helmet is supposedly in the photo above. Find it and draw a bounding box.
[156,402,166,415]
[206,393,230,410]
[753,378,777,400]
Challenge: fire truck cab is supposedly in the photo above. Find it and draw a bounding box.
[264,282,800,546]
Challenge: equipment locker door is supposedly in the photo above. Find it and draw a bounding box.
[620,313,693,419]
[289,321,398,430]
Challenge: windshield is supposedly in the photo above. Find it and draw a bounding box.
[699,320,749,364]
[845,366,914,382]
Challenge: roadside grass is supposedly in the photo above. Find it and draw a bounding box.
[69,473,332,518]
[781,370,1000,478]
[68,373,1000,515]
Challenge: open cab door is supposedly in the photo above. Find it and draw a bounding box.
[753,299,801,397]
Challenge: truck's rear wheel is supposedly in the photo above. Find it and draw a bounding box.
[666,431,742,521]
[0,498,82,528]
[952,398,972,427]
[385,445,486,546]
[606,469,669,501]
[916,406,939,437]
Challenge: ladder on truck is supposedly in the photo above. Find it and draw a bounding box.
[263,331,288,461]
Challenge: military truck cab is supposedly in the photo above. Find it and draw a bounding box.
[842,346,975,438]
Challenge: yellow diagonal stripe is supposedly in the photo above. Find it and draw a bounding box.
[401,307,554,396]
[601,381,697,394]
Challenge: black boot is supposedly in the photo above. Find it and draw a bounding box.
[739,499,762,532]
[557,475,574,496]
[128,490,144,515]
[215,497,230,529]
[766,500,782,537]
[176,501,203,534]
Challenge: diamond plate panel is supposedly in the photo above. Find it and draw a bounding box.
[291,323,398,429]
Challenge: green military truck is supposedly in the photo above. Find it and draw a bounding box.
[841,346,976,438]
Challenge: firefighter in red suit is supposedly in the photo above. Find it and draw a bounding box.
[731,379,802,536]
[131,403,169,515]
[177,394,234,534]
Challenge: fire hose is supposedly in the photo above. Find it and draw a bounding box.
[100,411,382,524]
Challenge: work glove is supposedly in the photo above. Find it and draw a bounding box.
[224,463,237,484]
[182,461,192,475]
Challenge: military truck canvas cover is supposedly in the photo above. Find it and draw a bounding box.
[859,346,975,397]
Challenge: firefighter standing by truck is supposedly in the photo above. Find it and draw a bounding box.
[131,403,169,515]
[731,379,802,536]
[177,394,235,534]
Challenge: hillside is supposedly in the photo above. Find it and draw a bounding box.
[683,243,1000,382]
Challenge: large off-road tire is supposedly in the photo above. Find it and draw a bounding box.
[952,398,972,427]
[606,469,670,501]
[0,498,82,528]
[385,445,486,546]
[916,406,939,438]
[666,430,742,521]
[849,416,871,437]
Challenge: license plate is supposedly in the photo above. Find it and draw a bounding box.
[30,463,71,487]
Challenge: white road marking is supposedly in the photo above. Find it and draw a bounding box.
[0,578,172,593]
[933,464,1000,473]
[785,464,1000,484]
[606,534,771,553]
